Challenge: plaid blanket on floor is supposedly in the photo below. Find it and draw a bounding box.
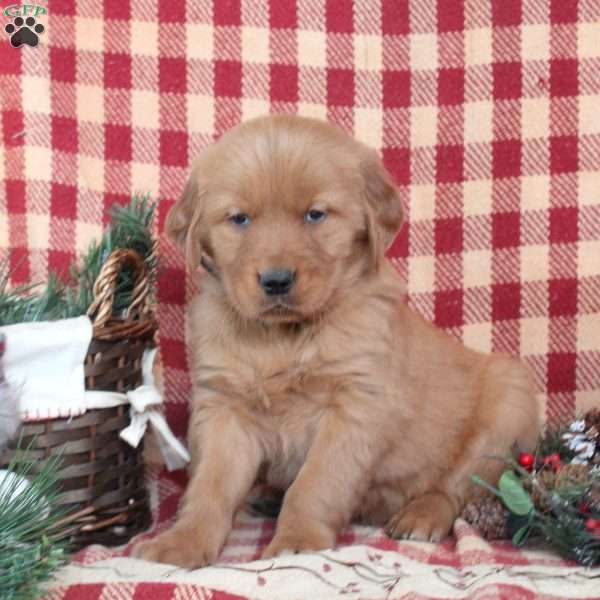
[43,466,600,599]
[1,0,599,598]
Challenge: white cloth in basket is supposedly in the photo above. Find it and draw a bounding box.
[1,317,92,420]
[0,317,189,470]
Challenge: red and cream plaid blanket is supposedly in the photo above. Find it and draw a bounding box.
[43,464,600,599]
[1,0,599,598]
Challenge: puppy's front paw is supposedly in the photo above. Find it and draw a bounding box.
[261,526,334,558]
[132,526,220,568]
[386,491,456,543]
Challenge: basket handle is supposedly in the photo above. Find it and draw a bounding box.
[87,248,150,330]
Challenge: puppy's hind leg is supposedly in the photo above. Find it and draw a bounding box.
[387,356,540,542]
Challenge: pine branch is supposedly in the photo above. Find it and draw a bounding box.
[0,268,66,327]
[0,447,70,600]
[536,506,600,567]
[0,195,156,327]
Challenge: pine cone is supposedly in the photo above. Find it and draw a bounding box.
[584,409,600,433]
[555,464,589,490]
[462,496,510,540]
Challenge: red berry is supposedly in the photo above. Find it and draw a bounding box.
[585,518,600,532]
[580,502,591,514]
[518,452,535,470]
[542,452,561,471]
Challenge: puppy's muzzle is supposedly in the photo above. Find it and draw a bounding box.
[259,269,296,296]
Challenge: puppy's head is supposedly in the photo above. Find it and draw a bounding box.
[167,115,403,323]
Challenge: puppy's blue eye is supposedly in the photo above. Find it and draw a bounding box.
[229,213,251,227]
[304,209,327,224]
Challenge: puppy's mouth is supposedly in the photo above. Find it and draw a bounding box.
[259,299,302,321]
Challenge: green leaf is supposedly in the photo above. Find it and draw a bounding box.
[499,471,534,516]
[512,524,531,546]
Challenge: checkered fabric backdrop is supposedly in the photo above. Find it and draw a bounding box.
[1,2,600,598]
[1,0,600,428]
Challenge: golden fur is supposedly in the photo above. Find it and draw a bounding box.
[133,115,540,567]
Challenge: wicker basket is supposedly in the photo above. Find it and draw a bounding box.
[3,248,155,548]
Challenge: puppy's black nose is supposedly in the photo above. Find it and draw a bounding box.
[259,269,295,296]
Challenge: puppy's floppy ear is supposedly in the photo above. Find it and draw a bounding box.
[165,177,198,247]
[165,174,207,270]
[361,152,404,270]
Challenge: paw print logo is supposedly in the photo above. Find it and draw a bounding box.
[4,16,44,48]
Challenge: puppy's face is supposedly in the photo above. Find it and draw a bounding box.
[167,115,403,323]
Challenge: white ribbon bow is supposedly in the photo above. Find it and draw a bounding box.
[85,349,190,471]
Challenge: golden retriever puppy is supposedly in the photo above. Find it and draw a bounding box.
[133,114,540,567]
